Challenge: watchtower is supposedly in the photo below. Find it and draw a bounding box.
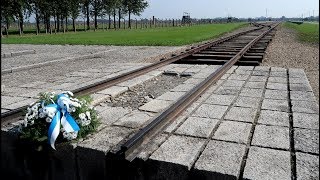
[182,12,191,25]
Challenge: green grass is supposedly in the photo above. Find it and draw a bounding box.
[1,23,247,46]
[284,22,319,44]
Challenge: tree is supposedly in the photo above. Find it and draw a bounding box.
[90,0,105,29]
[81,0,91,30]
[123,0,148,29]
[70,0,81,31]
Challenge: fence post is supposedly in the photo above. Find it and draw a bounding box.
[173,19,175,27]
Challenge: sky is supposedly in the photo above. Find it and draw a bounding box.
[132,0,319,19]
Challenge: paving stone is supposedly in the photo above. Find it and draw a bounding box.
[265,89,288,100]
[164,116,187,133]
[243,146,291,180]
[254,66,270,71]
[19,81,47,88]
[98,106,131,125]
[225,106,257,123]
[137,134,169,161]
[113,110,154,128]
[288,68,306,78]
[180,102,200,116]
[90,93,110,105]
[289,77,309,84]
[291,100,319,114]
[193,104,228,119]
[213,121,251,144]
[228,74,250,81]
[96,86,128,97]
[193,72,211,79]
[194,140,246,179]
[248,76,268,82]
[261,99,289,112]
[223,80,246,87]
[226,66,238,74]
[268,77,287,83]
[237,66,254,71]
[1,109,9,113]
[76,126,133,180]
[175,117,218,138]
[240,88,264,98]
[252,71,269,76]
[183,78,204,85]
[271,67,287,72]
[244,81,265,89]
[290,91,316,101]
[294,128,319,154]
[149,135,206,170]
[289,83,313,92]
[1,96,27,107]
[171,83,195,92]
[293,112,319,129]
[270,71,287,77]
[266,82,287,90]
[234,96,260,108]
[204,94,236,106]
[214,86,241,95]
[145,70,163,77]
[252,124,290,150]
[220,73,231,80]
[139,99,172,113]
[296,152,319,180]
[4,98,37,110]
[234,69,252,75]
[258,110,289,127]
[157,91,185,101]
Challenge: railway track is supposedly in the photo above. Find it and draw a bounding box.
[1,22,279,159]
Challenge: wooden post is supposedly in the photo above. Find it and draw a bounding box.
[136,19,137,29]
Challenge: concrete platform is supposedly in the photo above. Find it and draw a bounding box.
[1,63,319,180]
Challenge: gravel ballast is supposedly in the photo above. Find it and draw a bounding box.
[262,24,319,103]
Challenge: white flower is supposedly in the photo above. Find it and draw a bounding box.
[46,117,52,123]
[82,119,91,126]
[39,112,46,118]
[85,111,91,120]
[79,113,86,120]
[63,131,78,140]
[23,120,28,127]
[29,120,34,125]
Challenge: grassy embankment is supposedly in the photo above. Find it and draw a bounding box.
[1,23,247,46]
[284,22,319,44]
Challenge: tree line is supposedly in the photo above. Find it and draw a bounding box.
[1,0,148,34]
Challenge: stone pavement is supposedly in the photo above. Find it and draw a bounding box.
[1,63,319,180]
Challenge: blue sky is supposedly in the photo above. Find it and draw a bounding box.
[132,0,319,19]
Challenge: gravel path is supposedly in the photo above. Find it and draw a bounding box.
[262,24,319,103]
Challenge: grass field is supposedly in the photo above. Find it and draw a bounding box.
[284,22,319,44]
[1,23,247,46]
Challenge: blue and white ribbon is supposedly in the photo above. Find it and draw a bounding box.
[46,93,80,150]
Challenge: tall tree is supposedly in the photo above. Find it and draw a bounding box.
[81,0,90,30]
[123,0,148,29]
[70,0,81,31]
[90,0,105,29]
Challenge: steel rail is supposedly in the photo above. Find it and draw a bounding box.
[118,22,280,161]
[1,26,263,124]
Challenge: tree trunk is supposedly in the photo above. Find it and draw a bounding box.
[19,14,24,34]
[108,14,111,29]
[56,14,60,32]
[46,15,51,33]
[36,13,40,34]
[94,13,98,29]
[65,16,68,31]
[73,18,76,32]
[128,10,131,29]
[86,5,90,30]
[113,9,116,29]
[118,8,121,28]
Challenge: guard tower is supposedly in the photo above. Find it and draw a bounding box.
[182,12,191,25]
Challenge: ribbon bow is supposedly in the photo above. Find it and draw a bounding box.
[45,93,80,150]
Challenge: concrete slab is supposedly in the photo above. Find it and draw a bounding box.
[252,71,269,76]
[204,94,236,106]
[3,98,37,110]
[266,82,287,90]
[223,80,246,87]
[248,76,268,82]
[289,83,313,92]
[139,99,172,113]
[291,100,319,114]
[193,104,228,119]
[252,124,290,150]
[294,128,319,154]
[290,91,316,101]
[213,121,251,144]
[194,140,246,179]
[261,99,289,112]
[96,86,128,97]
[137,134,169,161]
[265,89,288,100]
[113,110,154,128]
[293,112,319,129]
[214,86,242,95]
[254,66,270,71]
[1,95,27,107]
[244,81,265,89]
[296,152,319,180]
[228,74,250,81]
[157,91,185,101]
[234,96,260,108]
[171,83,196,92]
[243,146,291,180]
[289,77,309,84]
[225,106,257,123]
[270,71,287,77]
[149,135,206,170]
[98,106,131,125]
[164,116,187,134]
[240,88,264,98]
[175,117,218,138]
[258,110,289,127]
